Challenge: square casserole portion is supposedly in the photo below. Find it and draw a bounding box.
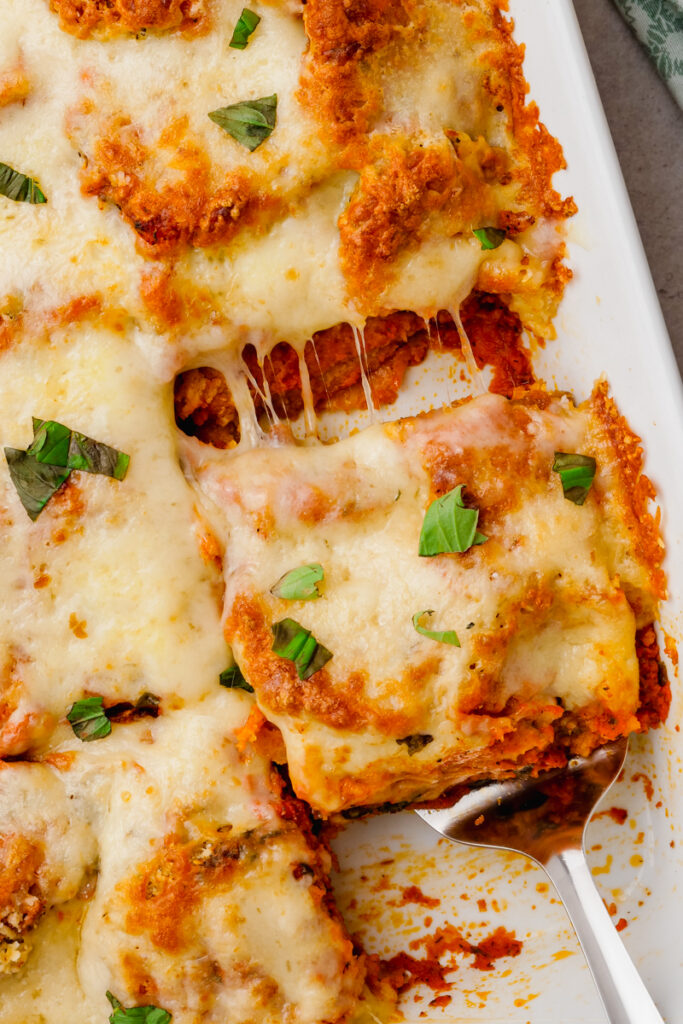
[189,384,667,815]
[0,694,368,1022]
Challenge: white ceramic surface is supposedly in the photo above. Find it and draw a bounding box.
[329,1,683,1020]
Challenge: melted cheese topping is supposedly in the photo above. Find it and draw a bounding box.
[0,2,656,1020]
[0,322,228,755]
[189,388,663,814]
[0,0,573,377]
[0,697,365,1022]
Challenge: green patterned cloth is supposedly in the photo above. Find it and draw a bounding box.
[613,0,683,106]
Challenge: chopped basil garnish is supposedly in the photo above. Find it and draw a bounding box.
[396,733,434,755]
[4,418,130,520]
[473,226,506,250]
[106,692,162,723]
[31,418,130,479]
[219,664,254,692]
[271,618,332,680]
[67,697,112,742]
[418,484,487,556]
[229,8,260,49]
[271,563,324,601]
[412,610,460,647]
[106,991,172,1024]
[552,452,596,506]
[4,448,70,521]
[0,162,47,204]
[68,693,161,740]
[209,95,277,151]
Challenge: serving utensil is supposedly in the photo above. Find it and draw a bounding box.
[416,738,664,1023]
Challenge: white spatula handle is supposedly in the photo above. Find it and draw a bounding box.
[545,847,665,1024]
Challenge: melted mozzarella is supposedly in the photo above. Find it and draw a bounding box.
[190,391,660,813]
[0,322,228,753]
[2,697,364,1023]
[0,0,565,370]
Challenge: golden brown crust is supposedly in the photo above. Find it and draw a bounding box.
[298,0,415,146]
[589,380,666,606]
[0,834,46,935]
[483,5,577,221]
[338,136,497,302]
[0,63,30,108]
[120,812,365,1013]
[226,593,431,735]
[297,0,575,307]
[77,113,273,255]
[49,0,210,39]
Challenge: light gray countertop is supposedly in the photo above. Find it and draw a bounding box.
[572,0,683,376]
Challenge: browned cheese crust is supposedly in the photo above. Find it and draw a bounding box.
[49,0,210,39]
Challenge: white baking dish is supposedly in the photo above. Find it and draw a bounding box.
[330,2,683,1020]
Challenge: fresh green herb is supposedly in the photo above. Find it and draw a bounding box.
[4,448,70,521]
[133,692,161,715]
[229,8,260,49]
[396,734,434,755]
[418,484,487,556]
[31,418,130,479]
[209,95,277,151]
[4,418,130,520]
[473,226,506,250]
[552,452,596,506]
[271,563,324,601]
[106,692,162,722]
[67,697,112,742]
[412,610,460,647]
[0,163,47,204]
[68,692,161,739]
[219,664,254,693]
[106,991,172,1024]
[271,618,332,680]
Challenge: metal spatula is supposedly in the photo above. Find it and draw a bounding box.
[416,738,665,1024]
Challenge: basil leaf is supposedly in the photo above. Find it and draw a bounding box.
[418,484,487,556]
[271,618,332,680]
[30,418,71,466]
[106,991,172,1024]
[0,162,47,204]
[412,610,460,647]
[67,697,112,742]
[209,95,277,152]
[30,419,130,479]
[219,664,254,693]
[134,691,161,715]
[106,692,162,722]
[552,452,596,506]
[473,227,506,250]
[396,733,434,755]
[67,431,130,478]
[229,8,260,49]
[271,563,324,601]
[5,420,129,519]
[4,447,70,521]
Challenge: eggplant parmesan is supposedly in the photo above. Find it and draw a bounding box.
[1,0,572,401]
[0,0,670,1021]
[0,696,367,1022]
[189,385,666,815]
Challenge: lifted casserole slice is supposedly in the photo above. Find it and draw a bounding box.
[189,384,667,815]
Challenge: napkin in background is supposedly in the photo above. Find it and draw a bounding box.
[612,0,683,106]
